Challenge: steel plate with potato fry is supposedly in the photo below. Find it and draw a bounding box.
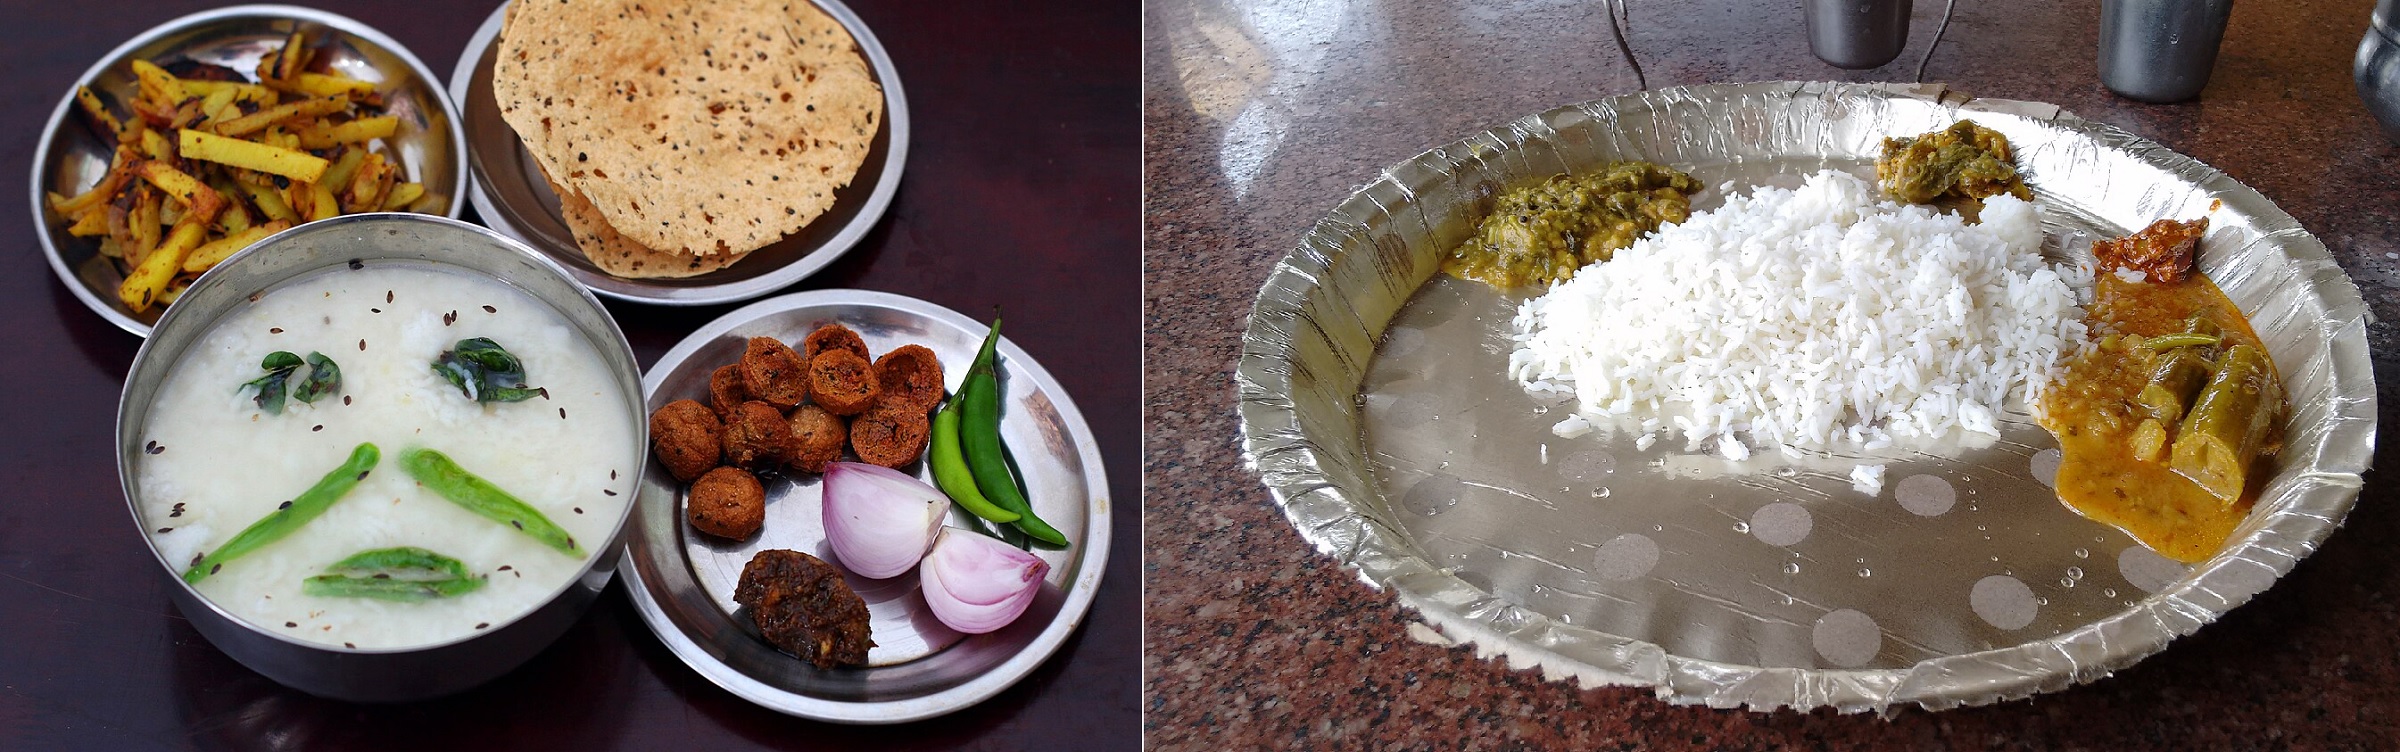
[30,4,466,336]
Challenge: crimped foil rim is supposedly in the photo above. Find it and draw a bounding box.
[1234,81,2375,712]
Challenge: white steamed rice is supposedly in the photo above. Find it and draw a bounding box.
[1507,170,2087,458]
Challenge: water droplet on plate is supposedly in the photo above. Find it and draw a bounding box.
[1733,521,1751,534]
[1857,568,1871,578]
[1783,562,1801,574]
[2074,548,2090,559]
[2102,588,2117,598]
[2066,566,2084,579]
[1592,487,1612,499]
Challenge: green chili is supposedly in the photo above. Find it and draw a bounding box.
[183,442,379,583]
[960,319,1069,546]
[302,546,486,602]
[398,447,581,556]
[930,399,1021,523]
[303,574,486,602]
[319,546,471,581]
[2140,332,2222,350]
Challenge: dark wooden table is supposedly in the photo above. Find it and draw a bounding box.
[0,1,1139,749]
[1146,0,2400,748]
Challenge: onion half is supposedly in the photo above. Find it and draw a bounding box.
[821,461,948,579]
[920,527,1049,634]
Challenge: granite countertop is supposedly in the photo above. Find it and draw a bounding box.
[1144,0,2400,747]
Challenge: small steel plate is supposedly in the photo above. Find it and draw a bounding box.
[1236,82,2375,712]
[30,4,468,337]
[625,289,1111,723]
[446,1,910,306]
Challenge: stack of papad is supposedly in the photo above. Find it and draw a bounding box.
[493,0,883,278]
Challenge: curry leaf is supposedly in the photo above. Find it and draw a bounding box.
[243,351,304,415]
[294,352,342,404]
[432,337,543,404]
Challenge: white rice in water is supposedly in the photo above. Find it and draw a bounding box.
[1508,170,2086,458]
[139,265,636,649]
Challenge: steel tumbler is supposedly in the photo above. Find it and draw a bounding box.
[2100,0,2235,103]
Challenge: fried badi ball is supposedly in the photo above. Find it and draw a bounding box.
[872,344,944,414]
[739,336,810,408]
[849,403,930,469]
[807,349,881,416]
[648,399,722,482]
[787,404,847,474]
[687,466,765,540]
[723,400,797,468]
[803,324,870,361]
[709,363,749,418]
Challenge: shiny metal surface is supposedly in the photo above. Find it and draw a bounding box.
[115,214,647,702]
[1805,0,1912,70]
[1235,82,2374,712]
[2359,0,2400,143]
[2099,0,2235,103]
[624,289,1111,723]
[447,1,910,306]
[30,5,467,338]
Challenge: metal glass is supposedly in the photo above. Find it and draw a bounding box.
[1236,82,2374,712]
[2100,0,2236,103]
[2356,0,2400,143]
[30,5,468,337]
[446,1,911,306]
[624,290,1112,722]
[116,214,646,701]
[1805,0,1913,69]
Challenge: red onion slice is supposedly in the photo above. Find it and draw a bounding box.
[920,527,1049,634]
[820,461,947,579]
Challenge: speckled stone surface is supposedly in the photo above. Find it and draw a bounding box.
[1145,0,2400,748]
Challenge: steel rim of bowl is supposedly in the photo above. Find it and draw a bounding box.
[116,213,645,665]
[29,4,469,339]
[446,0,912,306]
[622,289,1111,723]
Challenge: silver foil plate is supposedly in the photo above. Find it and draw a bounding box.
[1236,82,2375,712]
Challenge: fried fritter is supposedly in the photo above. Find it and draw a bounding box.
[687,466,765,539]
[709,364,749,418]
[2094,217,2207,284]
[872,344,944,414]
[739,336,809,408]
[648,399,722,482]
[787,404,847,474]
[807,350,880,416]
[849,403,931,468]
[802,324,870,361]
[735,549,875,669]
[723,400,797,468]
